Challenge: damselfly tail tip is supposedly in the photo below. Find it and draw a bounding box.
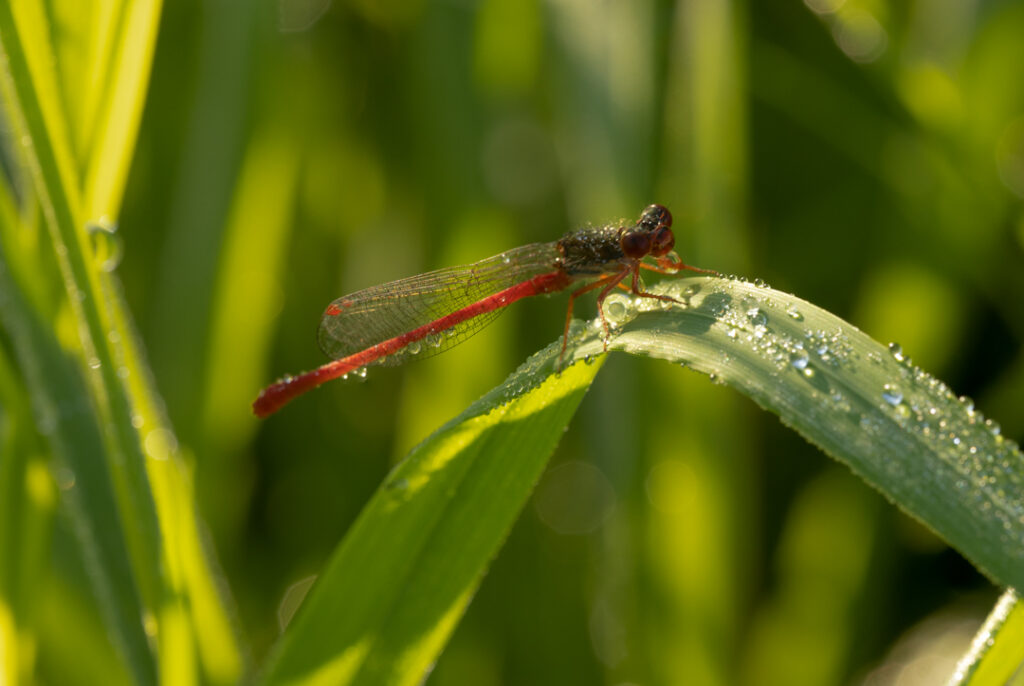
[252,374,302,418]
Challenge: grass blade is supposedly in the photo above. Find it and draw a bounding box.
[81,0,164,220]
[259,271,1021,685]
[258,353,603,686]
[0,242,156,685]
[0,2,244,682]
[582,277,1024,589]
[0,0,165,621]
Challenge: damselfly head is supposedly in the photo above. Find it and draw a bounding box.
[637,204,675,257]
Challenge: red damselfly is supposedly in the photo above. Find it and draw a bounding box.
[253,204,715,417]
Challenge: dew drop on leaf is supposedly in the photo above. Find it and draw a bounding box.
[882,384,904,406]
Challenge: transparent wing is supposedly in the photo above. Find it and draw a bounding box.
[317,242,561,365]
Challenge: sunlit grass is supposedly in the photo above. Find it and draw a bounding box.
[2,0,1023,684]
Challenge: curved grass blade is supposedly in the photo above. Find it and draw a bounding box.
[260,273,1021,686]
[583,276,1024,589]
[258,353,604,686]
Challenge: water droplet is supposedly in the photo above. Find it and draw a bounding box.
[802,366,816,378]
[746,306,767,327]
[602,293,634,327]
[888,342,905,362]
[86,220,123,272]
[281,373,294,383]
[882,384,903,406]
[986,419,1001,437]
[425,332,443,348]
[87,356,101,369]
[407,340,422,355]
[790,353,809,370]
[785,304,803,321]
[682,284,701,297]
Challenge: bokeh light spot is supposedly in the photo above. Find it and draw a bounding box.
[534,460,615,535]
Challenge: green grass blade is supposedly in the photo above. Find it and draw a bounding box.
[0,0,165,619]
[580,277,1024,589]
[147,1,258,440]
[78,0,246,678]
[0,244,156,685]
[200,128,299,454]
[258,353,604,686]
[95,270,247,684]
[0,4,245,683]
[0,330,50,686]
[259,272,1021,685]
[949,589,1024,685]
[81,0,163,220]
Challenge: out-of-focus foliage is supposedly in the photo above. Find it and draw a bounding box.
[1,0,1023,684]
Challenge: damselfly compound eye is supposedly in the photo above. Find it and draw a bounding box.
[640,203,672,231]
[620,230,652,259]
[650,227,675,256]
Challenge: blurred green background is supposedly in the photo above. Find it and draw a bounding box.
[10,0,1024,683]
